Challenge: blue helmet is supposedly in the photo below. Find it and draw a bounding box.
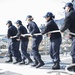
[64,2,73,9]
[6,20,12,25]
[26,15,33,21]
[44,12,55,18]
[15,20,22,25]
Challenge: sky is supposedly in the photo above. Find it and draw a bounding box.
[0,0,71,34]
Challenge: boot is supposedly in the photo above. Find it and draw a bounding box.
[31,58,38,67]
[19,59,25,65]
[25,57,33,65]
[5,57,13,63]
[52,62,60,70]
[36,59,44,68]
[52,62,56,67]
[13,58,22,64]
[68,66,75,72]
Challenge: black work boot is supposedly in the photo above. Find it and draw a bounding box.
[25,57,33,65]
[52,62,56,68]
[5,57,13,63]
[52,62,60,70]
[5,59,13,63]
[31,58,38,67]
[13,58,22,64]
[19,59,25,65]
[36,59,44,68]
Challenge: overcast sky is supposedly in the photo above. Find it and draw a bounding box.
[0,0,71,34]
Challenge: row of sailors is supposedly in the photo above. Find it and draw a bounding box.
[5,2,75,71]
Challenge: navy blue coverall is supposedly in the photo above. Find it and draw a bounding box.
[27,21,43,63]
[16,25,30,61]
[7,25,22,62]
[42,19,62,64]
[60,8,75,63]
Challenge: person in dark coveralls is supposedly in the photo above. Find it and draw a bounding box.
[6,20,22,64]
[26,15,44,68]
[42,12,62,70]
[60,2,75,71]
[15,20,33,65]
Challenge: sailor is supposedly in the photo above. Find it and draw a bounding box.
[26,15,44,68]
[60,2,75,71]
[15,20,33,65]
[42,12,62,69]
[6,20,22,64]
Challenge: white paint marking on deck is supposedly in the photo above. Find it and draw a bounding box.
[0,63,71,75]
[0,63,49,75]
[0,56,72,75]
